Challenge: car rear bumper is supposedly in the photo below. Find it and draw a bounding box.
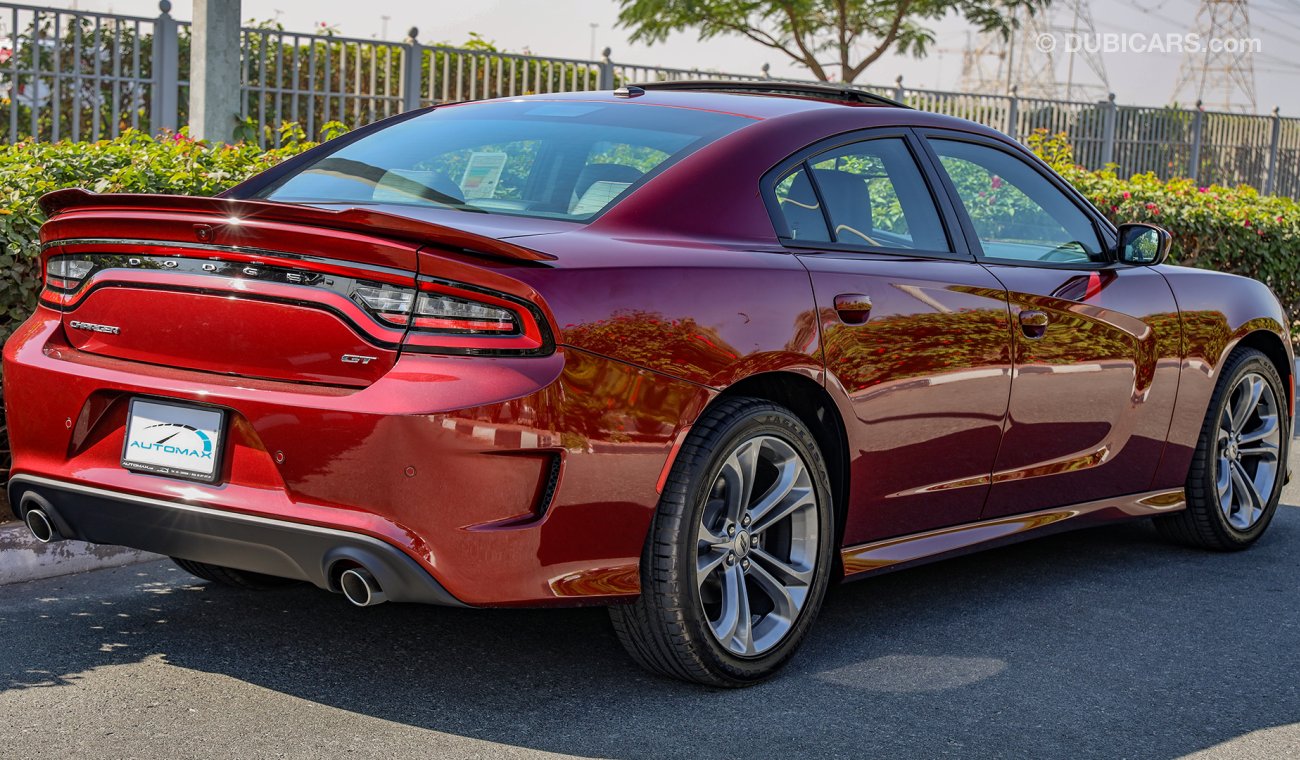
[4,310,706,606]
[9,474,464,606]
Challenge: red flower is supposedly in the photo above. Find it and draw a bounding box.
[1243,219,1251,227]
[1122,191,1131,199]
[990,175,1003,190]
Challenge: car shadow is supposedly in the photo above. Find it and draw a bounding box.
[4,500,1300,758]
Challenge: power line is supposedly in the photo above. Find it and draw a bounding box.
[1171,0,1258,111]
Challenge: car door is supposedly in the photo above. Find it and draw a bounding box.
[766,130,1014,545]
[918,131,1182,519]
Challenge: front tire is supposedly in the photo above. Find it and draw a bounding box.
[1156,347,1290,550]
[609,397,835,687]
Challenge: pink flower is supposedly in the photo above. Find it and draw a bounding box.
[990,175,1003,190]
[1111,205,1119,212]
[1198,187,1208,193]
[1122,191,1131,199]
[1243,219,1252,227]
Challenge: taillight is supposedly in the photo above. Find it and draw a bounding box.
[350,281,526,337]
[397,278,553,356]
[411,292,517,333]
[351,283,416,326]
[39,256,95,307]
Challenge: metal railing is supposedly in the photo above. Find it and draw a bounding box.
[2,0,1299,195]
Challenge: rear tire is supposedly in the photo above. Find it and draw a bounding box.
[1155,347,1290,550]
[609,397,835,687]
[171,558,300,590]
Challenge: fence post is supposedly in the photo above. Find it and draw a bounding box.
[1100,92,1117,167]
[1006,85,1019,141]
[597,47,615,90]
[894,75,905,102]
[401,27,423,111]
[151,0,180,133]
[189,0,242,143]
[1265,106,1281,196]
[1189,100,1204,184]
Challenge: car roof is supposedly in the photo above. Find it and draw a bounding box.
[479,84,1002,136]
[479,88,871,120]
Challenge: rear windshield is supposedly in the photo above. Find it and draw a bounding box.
[258,100,752,222]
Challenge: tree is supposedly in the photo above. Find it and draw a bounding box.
[617,0,1048,83]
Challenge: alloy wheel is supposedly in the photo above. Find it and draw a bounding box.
[1216,371,1283,531]
[696,434,820,658]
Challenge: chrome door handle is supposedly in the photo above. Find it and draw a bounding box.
[833,293,872,325]
[1019,309,1049,339]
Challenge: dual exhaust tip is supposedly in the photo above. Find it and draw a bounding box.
[19,494,62,544]
[339,567,387,607]
[24,507,60,544]
[19,490,388,608]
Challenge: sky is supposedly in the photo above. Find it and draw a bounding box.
[28,0,1300,114]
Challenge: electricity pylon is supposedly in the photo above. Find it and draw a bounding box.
[1171,0,1257,112]
[960,0,1109,100]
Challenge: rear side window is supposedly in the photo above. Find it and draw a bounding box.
[259,101,752,222]
[772,137,950,252]
[774,167,831,242]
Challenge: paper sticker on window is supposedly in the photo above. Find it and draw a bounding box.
[459,151,508,199]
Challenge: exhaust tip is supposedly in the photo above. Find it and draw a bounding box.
[23,507,58,544]
[339,567,387,607]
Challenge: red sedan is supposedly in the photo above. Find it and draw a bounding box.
[6,82,1293,686]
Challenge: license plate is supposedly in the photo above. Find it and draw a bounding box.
[121,398,227,483]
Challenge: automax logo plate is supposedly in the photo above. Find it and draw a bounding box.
[121,398,226,483]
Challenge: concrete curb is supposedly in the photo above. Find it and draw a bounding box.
[0,521,158,586]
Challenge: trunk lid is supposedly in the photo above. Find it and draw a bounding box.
[39,191,551,387]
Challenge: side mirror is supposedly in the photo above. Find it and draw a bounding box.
[1116,222,1172,266]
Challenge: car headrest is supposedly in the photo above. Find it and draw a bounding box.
[812,169,873,243]
[372,168,465,204]
[574,163,645,199]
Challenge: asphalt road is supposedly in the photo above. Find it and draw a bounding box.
[2,444,1298,759]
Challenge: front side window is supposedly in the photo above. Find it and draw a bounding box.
[929,139,1104,264]
[259,101,752,222]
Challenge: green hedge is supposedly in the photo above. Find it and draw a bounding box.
[1,126,1295,345]
[0,124,1296,517]
[0,123,334,517]
[0,123,339,345]
[1028,130,1300,332]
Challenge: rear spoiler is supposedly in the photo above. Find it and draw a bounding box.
[38,188,556,262]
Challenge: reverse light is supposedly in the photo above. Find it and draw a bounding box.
[40,256,96,307]
[351,283,416,326]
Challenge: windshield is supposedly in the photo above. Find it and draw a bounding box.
[258,100,753,222]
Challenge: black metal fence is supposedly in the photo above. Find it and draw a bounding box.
[2,0,1298,194]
